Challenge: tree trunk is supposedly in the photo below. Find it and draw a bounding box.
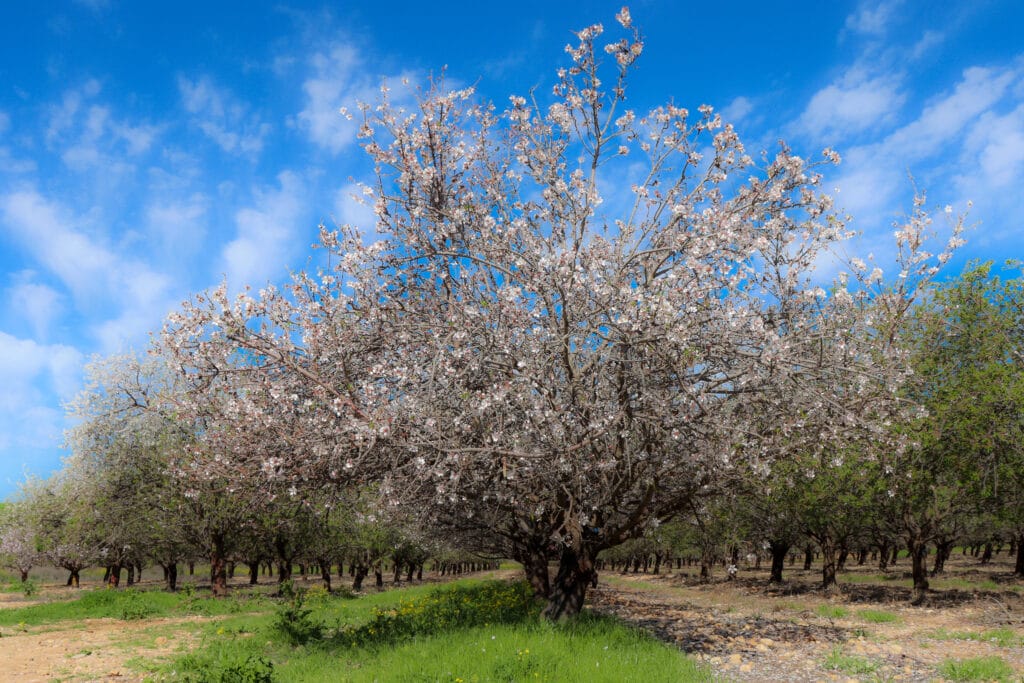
[374,565,384,588]
[67,568,80,588]
[980,542,993,564]
[352,565,367,591]
[277,560,293,584]
[909,540,929,604]
[878,542,890,571]
[768,540,790,584]
[820,537,839,592]
[126,564,135,587]
[166,562,178,591]
[210,535,228,598]
[803,544,814,571]
[932,540,953,575]
[108,563,122,588]
[1014,533,1024,576]
[318,558,332,592]
[248,562,259,585]
[520,549,551,598]
[542,546,597,621]
[19,569,29,582]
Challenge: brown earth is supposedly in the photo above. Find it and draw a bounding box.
[589,552,1024,682]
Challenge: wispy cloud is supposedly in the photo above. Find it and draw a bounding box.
[0,331,83,451]
[6,276,64,342]
[797,68,905,138]
[178,76,271,156]
[843,0,903,37]
[221,171,308,288]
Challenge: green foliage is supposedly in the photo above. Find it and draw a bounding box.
[858,609,900,624]
[931,628,1023,648]
[937,656,1015,682]
[815,604,849,619]
[177,650,275,683]
[273,580,323,645]
[823,646,880,675]
[334,580,538,647]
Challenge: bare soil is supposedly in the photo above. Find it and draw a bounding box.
[590,552,1024,681]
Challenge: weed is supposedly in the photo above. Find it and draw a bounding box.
[823,646,879,675]
[273,580,323,646]
[937,656,1015,682]
[859,609,899,624]
[815,604,849,619]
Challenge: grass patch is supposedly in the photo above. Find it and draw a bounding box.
[931,628,1023,648]
[937,656,1016,682]
[815,604,849,619]
[0,586,270,626]
[160,579,709,683]
[858,609,900,624]
[822,646,879,675]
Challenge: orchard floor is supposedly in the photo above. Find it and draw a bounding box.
[591,551,1024,682]
[0,553,1020,682]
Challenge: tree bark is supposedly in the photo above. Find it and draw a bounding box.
[803,544,814,571]
[1014,533,1024,576]
[352,564,368,591]
[210,534,228,597]
[542,545,597,621]
[166,562,178,591]
[909,540,929,604]
[932,540,953,575]
[108,563,122,588]
[768,540,790,584]
[820,537,839,592]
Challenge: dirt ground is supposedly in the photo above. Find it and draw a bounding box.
[0,613,201,682]
[0,553,1021,682]
[590,551,1024,682]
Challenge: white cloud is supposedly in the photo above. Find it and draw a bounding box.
[44,82,159,172]
[7,279,63,341]
[797,68,904,138]
[297,44,364,153]
[720,96,753,124]
[295,44,417,154]
[221,172,307,288]
[0,189,116,301]
[0,188,177,351]
[0,332,82,456]
[883,66,1017,161]
[843,0,903,37]
[910,30,944,61]
[145,193,209,255]
[178,76,270,156]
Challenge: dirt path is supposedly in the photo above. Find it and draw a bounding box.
[0,616,204,682]
[589,570,1024,682]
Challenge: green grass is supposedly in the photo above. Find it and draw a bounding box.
[858,609,900,624]
[822,646,880,675]
[156,579,710,682]
[931,628,1023,648]
[815,604,849,619]
[936,656,1016,682]
[0,586,271,626]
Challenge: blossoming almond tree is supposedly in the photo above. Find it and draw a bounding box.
[343,12,862,619]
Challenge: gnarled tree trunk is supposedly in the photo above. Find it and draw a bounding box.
[542,545,597,621]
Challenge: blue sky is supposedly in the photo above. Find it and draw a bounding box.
[1,0,1023,499]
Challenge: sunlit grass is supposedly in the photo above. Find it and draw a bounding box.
[815,604,849,619]
[937,655,1016,682]
[858,609,900,624]
[822,646,880,675]
[153,579,710,682]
